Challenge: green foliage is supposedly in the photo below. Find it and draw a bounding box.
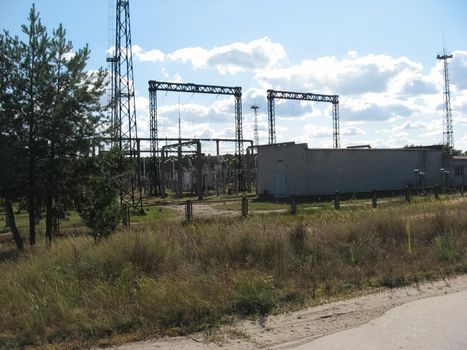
[234,276,278,316]
[434,234,458,261]
[78,151,121,239]
[0,4,108,246]
[79,182,120,240]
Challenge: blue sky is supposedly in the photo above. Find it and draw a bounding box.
[2,0,467,153]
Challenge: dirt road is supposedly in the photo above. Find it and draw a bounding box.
[295,290,467,350]
[110,274,467,350]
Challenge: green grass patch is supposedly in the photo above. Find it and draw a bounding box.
[0,210,83,234]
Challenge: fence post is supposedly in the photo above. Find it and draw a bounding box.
[405,186,410,203]
[121,204,129,229]
[461,184,464,197]
[334,191,340,210]
[290,195,297,215]
[241,196,248,218]
[185,200,193,222]
[434,184,439,200]
[372,189,377,208]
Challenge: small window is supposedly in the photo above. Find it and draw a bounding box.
[455,167,464,176]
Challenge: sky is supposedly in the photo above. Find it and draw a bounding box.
[2,0,467,154]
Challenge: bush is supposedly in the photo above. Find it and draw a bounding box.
[434,234,458,261]
[234,275,278,316]
[289,221,307,257]
[380,273,408,288]
[78,151,121,240]
[79,176,120,240]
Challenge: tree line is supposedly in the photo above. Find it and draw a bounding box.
[0,5,121,251]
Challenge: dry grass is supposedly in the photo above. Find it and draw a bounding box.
[0,199,466,348]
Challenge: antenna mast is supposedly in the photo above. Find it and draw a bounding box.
[251,105,259,145]
[437,50,454,151]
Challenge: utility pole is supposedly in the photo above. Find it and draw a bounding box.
[251,105,259,146]
[437,51,454,151]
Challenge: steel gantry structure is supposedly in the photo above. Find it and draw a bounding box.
[148,81,245,192]
[107,0,143,213]
[267,89,340,148]
[159,140,203,200]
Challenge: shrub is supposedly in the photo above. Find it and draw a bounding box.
[380,273,408,288]
[79,176,121,240]
[289,221,307,257]
[234,275,278,316]
[434,234,458,261]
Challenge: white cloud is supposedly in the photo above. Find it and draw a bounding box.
[449,50,467,90]
[391,120,427,132]
[341,103,412,122]
[167,37,286,74]
[255,52,422,95]
[123,38,467,150]
[132,45,165,62]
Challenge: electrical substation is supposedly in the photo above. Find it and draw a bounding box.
[107,0,465,207]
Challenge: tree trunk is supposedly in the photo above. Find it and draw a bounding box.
[28,131,36,246]
[45,194,53,246]
[28,30,36,247]
[4,196,24,251]
[45,139,56,246]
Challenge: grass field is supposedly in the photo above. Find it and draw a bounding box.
[0,197,466,348]
[0,210,83,235]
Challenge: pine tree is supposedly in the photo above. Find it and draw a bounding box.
[40,24,107,244]
[19,4,50,246]
[0,5,109,248]
[0,33,26,251]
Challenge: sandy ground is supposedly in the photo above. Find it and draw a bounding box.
[168,202,291,219]
[295,290,467,350]
[168,203,236,219]
[110,274,467,350]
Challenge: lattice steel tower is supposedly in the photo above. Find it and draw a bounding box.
[107,0,143,213]
[251,105,259,145]
[437,51,454,151]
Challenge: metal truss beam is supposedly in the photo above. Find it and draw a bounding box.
[148,81,242,96]
[267,89,340,148]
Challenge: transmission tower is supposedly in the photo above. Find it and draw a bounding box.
[437,51,454,151]
[251,105,260,145]
[107,0,143,213]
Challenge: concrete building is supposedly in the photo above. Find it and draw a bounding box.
[256,142,452,198]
